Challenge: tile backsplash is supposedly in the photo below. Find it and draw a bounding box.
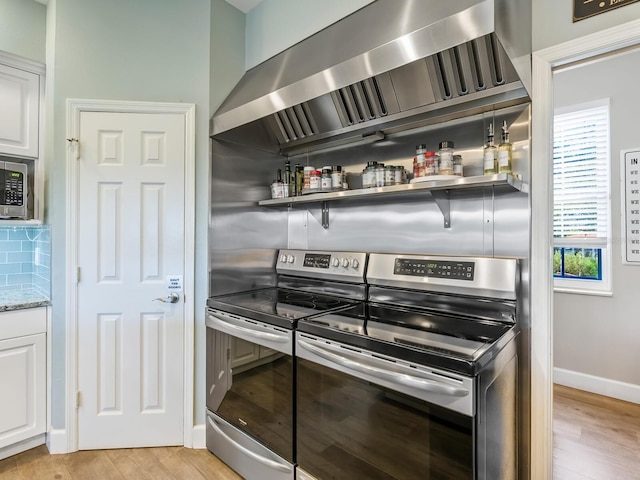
[0,225,50,298]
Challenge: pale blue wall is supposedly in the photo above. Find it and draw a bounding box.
[244,0,374,68]
[533,0,640,51]
[45,0,211,429]
[0,0,46,63]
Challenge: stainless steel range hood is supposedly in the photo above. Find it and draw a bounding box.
[211,0,531,155]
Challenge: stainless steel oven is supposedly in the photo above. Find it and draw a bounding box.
[295,253,519,480]
[205,250,367,480]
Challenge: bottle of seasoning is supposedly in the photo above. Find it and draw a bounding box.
[483,124,498,175]
[438,141,454,175]
[309,169,321,190]
[415,144,427,178]
[453,155,463,176]
[270,169,285,198]
[384,165,395,186]
[331,165,342,190]
[498,121,513,174]
[284,161,292,197]
[295,164,304,195]
[362,161,376,189]
[321,168,332,191]
[303,166,315,191]
[375,163,385,187]
[425,151,437,176]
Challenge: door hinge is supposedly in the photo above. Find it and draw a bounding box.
[76,391,82,409]
[76,266,81,284]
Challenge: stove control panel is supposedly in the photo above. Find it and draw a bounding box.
[277,250,367,281]
[394,258,475,281]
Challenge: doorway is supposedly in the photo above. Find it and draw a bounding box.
[65,100,196,451]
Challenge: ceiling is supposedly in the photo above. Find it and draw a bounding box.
[225,0,263,13]
[33,0,263,13]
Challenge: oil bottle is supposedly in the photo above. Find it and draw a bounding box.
[483,124,498,175]
[498,121,513,174]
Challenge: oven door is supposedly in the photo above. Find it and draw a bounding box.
[206,308,294,480]
[296,332,475,480]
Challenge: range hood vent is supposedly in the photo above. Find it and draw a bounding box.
[212,0,531,154]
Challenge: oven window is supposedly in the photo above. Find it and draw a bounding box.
[297,358,473,479]
[206,328,293,462]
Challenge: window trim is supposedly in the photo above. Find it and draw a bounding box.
[553,98,612,295]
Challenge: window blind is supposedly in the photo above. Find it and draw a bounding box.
[553,105,609,247]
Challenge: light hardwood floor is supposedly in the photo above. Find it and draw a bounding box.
[1,385,638,479]
[0,445,241,480]
[553,384,640,480]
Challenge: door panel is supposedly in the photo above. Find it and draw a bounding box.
[77,111,186,449]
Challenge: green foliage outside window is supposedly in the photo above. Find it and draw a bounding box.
[554,247,601,280]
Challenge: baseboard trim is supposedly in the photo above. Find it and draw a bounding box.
[46,428,69,454]
[191,424,205,449]
[554,367,640,404]
[0,434,45,461]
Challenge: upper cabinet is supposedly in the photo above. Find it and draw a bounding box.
[0,63,40,159]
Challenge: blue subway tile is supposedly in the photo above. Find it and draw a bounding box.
[8,229,28,241]
[8,251,33,263]
[0,241,22,252]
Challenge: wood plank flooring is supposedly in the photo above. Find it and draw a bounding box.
[0,445,241,480]
[0,384,638,479]
[553,384,640,480]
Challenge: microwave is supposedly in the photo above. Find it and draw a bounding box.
[0,161,27,219]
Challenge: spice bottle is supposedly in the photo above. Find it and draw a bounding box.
[303,166,315,191]
[321,168,332,191]
[331,165,342,190]
[309,169,321,190]
[415,144,427,178]
[425,151,437,176]
[453,155,463,176]
[483,124,498,175]
[375,163,385,187]
[498,121,513,174]
[438,141,454,175]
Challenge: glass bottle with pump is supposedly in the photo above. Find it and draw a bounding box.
[483,124,498,175]
[498,121,513,174]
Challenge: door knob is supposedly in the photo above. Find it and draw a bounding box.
[153,293,180,304]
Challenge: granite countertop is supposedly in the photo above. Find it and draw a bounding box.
[0,289,51,312]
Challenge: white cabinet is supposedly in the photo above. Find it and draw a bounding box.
[230,337,280,371]
[0,308,47,454]
[0,63,40,159]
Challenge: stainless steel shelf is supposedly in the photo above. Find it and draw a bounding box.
[258,174,528,207]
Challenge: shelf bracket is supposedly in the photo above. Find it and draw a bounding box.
[431,190,451,228]
[308,201,330,229]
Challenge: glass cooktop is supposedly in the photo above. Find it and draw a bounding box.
[207,288,359,329]
[297,303,516,375]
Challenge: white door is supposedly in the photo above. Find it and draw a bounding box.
[76,111,186,449]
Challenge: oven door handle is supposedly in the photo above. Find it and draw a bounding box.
[207,416,292,474]
[207,314,289,343]
[298,338,469,397]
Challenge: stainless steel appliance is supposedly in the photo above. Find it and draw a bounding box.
[295,253,519,480]
[205,250,367,480]
[0,161,27,218]
[209,1,532,477]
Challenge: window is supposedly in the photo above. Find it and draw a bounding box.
[553,101,611,294]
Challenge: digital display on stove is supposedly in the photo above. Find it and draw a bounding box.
[303,253,331,269]
[394,259,475,281]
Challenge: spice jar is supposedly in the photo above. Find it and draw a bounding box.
[438,141,454,175]
[321,168,332,191]
[303,166,314,191]
[414,144,427,178]
[453,155,463,176]
[384,165,395,186]
[309,169,321,190]
[375,163,385,187]
[331,165,342,190]
[425,151,437,176]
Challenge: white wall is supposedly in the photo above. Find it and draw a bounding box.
[244,0,374,69]
[533,0,640,51]
[553,49,640,393]
[45,0,212,429]
[0,0,46,63]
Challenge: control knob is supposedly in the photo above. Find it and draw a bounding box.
[341,258,349,268]
[280,254,288,263]
[287,255,295,264]
[350,259,359,269]
[332,258,340,267]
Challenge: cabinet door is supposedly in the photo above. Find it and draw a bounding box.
[0,64,40,158]
[230,337,260,368]
[0,333,46,449]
